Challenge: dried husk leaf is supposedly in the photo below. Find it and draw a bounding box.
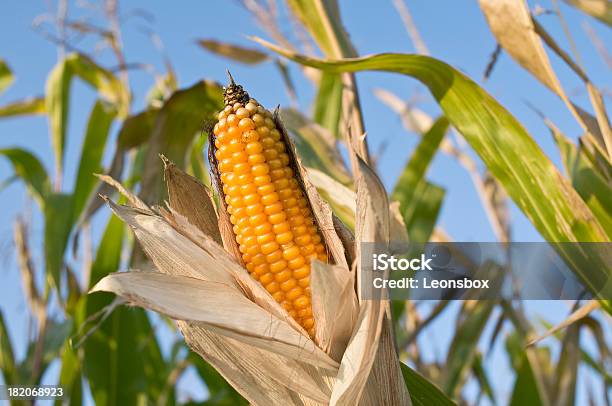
[274,108,350,269]
[479,0,609,153]
[112,200,308,335]
[307,167,356,215]
[162,155,222,244]
[91,271,338,370]
[330,157,389,405]
[311,260,359,361]
[389,201,409,252]
[95,173,147,210]
[106,199,237,287]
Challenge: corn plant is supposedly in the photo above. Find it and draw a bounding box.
[0,0,610,405]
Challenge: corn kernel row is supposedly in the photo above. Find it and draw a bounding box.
[213,98,327,337]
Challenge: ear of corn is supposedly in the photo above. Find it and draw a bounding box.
[211,72,328,337]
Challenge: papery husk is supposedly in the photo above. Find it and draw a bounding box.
[95,118,411,405]
[161,155,222,245]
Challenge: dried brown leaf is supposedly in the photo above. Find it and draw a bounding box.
[311,260,358,361]
[162,155,222,244]
[91,271,338,370]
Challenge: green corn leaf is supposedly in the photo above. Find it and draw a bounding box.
[400,363,457,406]
[0,59,14,94]
[45,54,128,178]
[56,341,82,406]
[117,108,159,150]
[72,100,117,221]
[0,148,50,206]
[84,215,166,405]
[392,117,449,242]
[443,301,496,397]
[254,41,611,304]
[0,312,17,385]
[280,108,352,185]
[550,126,612,238]
[313,72,343,138]
[44,193,74,290]
[0,97,46,117]
[139,80,223,204]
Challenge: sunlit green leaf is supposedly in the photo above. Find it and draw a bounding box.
[280,108,352,185]
[313,72,342,138]
[551,127,612,238]
[0,59,14,94]
[57,341,82,406]
[45,58,72,178]
[139,80,223,204]
[197,39,269,64]
[44,193,73,290]
[400,363,457,406]
[73,100,116,221]
[0,97,46,117]
[84,216,166,405]
[0,312,17,385]
[117,108,158,150]
[254,42,611,303]
[392,117,448,242]
[0,148,50,205]
[443,301,495,397]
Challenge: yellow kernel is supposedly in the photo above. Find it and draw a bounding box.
[298,308,312,318]
[261,192,279,205]
[278,188,293,199]
[257,126,270,138]
[257,233,275,244]
[300,244,315,256]
[240,183,257,195]
[254,175,272,186]
[246,204,264,216]
[273,221,291,234]
[233,163,250,175]
[298,276,310,288]
[268,160,283,170]
[233,102,243,111]
[270,129,281,141]
[246,142,263,154]
[252,164,270,176]
[264,202,283,215]
[294,296,310,310]
[274,270,292,283]
[245,102,258,114]
[288,256,305,270]
[295,235,312,245]
[272,291,285,302]
[268,212,287,224]
[270,169,285,180]
[259,272,273,285]
[262,138,275,148]
[286,287,303,301]
[280,279,297,292]
[248,153,266,165]
[252,113,265,126]
[266,250,283,263]
[254,223,273,236]
[252,254,267,266]
[257,184,275,195]
[239,118,255,131]
[254,264,269,277]
[283,246,301,261]
[227,114,238,126]
[264,149,278,160]
[261,241,280,255]
[242,194,260,206]
[269,260,287,273]
[249,213,267,226]
[276,231,293,244]
[293,266,310,279]
[236,107,250,119]
[302,318,314,329]
[236,174,253,185]
[242,129,260,143]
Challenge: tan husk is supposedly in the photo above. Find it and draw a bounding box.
[91,98,411,404]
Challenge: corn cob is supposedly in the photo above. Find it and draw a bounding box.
[211,72,328,337]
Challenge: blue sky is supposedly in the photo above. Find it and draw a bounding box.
[0,0,610,404]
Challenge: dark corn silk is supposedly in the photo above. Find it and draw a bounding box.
[211,72,327,337]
